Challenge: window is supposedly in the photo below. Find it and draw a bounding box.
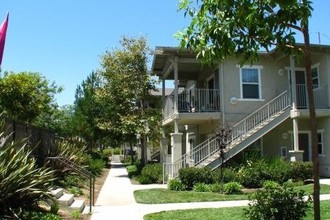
[312,65,320,89]
[317,132,324,155]
[240,66,262,99]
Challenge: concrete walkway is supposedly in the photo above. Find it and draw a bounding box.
[91,156,330,220]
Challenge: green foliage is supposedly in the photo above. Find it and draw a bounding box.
[60,175,85,188]
[263,157,291,184]
[21,211,62,220]
[87,158,106,176]
[113,147,121,155]
[289,161,313,181]
[179,167,213,190]
[212,167,238,184]
[0,71,62,123]
[127,164,139,178]
[0,138,56,216]
[223,182,242,195]
[138,163,163,184]
[238,159,267,188]
[193,183,210,192]
[244,186,311,220]
[262,180,280,190]
[209,183,222,193]
[167,179,185,191]
[71,210,81,219]
[102,148,112,159]
[283,179,304,188]
[69,186,84,196]
[177,0,312,65]
[72,71,105,147]
[50,202,59,215]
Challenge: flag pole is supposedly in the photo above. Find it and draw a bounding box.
[0,12,9,74]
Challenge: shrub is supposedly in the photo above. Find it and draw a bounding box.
[168,179,185,191]
[193,183,210,192]
[283,179,304,188]
[87,158,106,176]
[209,183,222,193]
[69,186,83,196]
[60,174,85,188]
[0,139,56,217]
[244,186,311,220]
[289,161,313,181]
[238,161,265,188]
[90,150,109,164]
[212,167,238,183]
[179,167,213,190]
[262,180,280,189]
[223,182,242,194]
[127,165,138,178]
[21,211,62,220]
[264,157,291,184]
[102,148,112,159]
[113,147,121,155]
[138,163,163,184]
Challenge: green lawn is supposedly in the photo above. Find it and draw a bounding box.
[144,200,330,220]
[134,184,330,204]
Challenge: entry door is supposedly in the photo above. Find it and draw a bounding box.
[295,70,307,108]
[298,133,309,161]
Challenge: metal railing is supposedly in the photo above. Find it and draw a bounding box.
[296,84,329,109]
[163,88,221,119]
[46,157,95,213]
[164,90,290,179]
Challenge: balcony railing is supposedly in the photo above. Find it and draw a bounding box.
[163,88,221,119]
[296,84,329,109]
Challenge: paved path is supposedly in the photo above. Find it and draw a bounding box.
[91,156,330,220]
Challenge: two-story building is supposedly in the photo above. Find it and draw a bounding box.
[152,44,330,178]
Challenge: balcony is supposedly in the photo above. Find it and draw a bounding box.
[163,88,221,125]
[296,84,329,109]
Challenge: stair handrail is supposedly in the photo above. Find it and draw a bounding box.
[231,90,290,142]
[168,90,290,178]
[46,156,95,214]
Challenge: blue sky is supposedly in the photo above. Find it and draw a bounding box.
[0,1,329,106]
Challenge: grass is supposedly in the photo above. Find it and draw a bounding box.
[134,184,330,204]
[144,200,330,220]
[134,188,248,204]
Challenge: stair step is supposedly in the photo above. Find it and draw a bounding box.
[50,188,64,199]
[70,199,85,212]
[58,193,74,206]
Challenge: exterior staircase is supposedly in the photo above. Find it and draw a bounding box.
[166,90,291,179]
[50,188,85,212]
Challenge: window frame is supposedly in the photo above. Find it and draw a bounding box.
[312,63,320,90]
[317,129,324,156]
[239,65,263,100]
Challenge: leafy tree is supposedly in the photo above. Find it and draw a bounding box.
[72,71,104,148]
[0,71,62,123]
[178,0,320,218]
[98,36,160,165]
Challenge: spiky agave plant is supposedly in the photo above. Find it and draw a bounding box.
[0,136,56,217]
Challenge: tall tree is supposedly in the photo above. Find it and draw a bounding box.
[98,36,158,165]
[178,0,320,218]
[73,71,103,148]
[0,71,62,123]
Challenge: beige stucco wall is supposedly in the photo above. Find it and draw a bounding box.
[262,117,330,177]
[221,57,289,123]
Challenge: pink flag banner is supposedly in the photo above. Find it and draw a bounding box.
[0,13,9,68]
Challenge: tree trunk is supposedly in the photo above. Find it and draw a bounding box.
[303,27,320,220]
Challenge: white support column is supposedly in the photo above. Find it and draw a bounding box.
[173,57,179,133]
[289,55,303,161]
[171,132,183,163]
